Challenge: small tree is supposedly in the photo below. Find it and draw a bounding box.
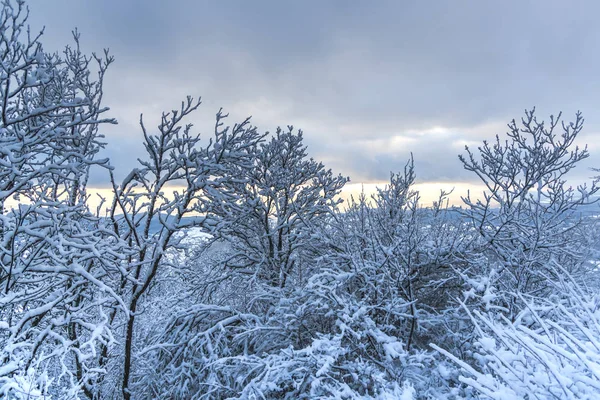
[459,108,599,316]
[212,127,348,289]
[103,98,262,399]
[319,157,471,352]
[431,109,600,398]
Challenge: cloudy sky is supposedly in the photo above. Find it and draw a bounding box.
[27,0,600,203]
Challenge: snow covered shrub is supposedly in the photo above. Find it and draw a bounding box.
[429,109,600,399]
[459,108,600,317]
[210,127,348,289]
[136,274,434,399]
[135,157,471,399]
[321,157,472,353]
[434,271,600,399]
[1,364,51,400]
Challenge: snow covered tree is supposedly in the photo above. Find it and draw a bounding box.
[0,1,121,397]
[459,108,600,317]
[212,127,348,289]
[102,99,262,399]
[318,157,471,352]
[429,109,600,398]
[132,128,350,398]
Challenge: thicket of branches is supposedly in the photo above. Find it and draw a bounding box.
[1,1,600,399]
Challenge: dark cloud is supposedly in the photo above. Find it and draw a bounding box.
[26,0,600,187]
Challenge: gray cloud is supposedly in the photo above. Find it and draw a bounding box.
[27,0,600,187]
